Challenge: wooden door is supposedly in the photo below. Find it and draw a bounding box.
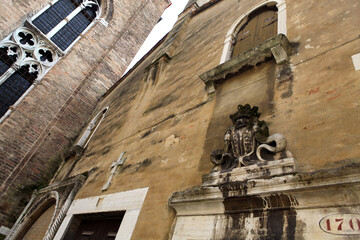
[232,6,277,58]
[72,218,122,240]
[232,14,258,57]
[256,8,278,44]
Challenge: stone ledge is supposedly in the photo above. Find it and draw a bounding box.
[170,174,360,216]
[169,162,360,216]
[199,34,293,93]
[202,158,298,187]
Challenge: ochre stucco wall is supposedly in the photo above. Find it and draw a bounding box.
[50,0,360,239]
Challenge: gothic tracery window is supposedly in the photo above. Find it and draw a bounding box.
[0,45,19,76]
[0,0,101,119]
[0,62,40,116]
[32,0,100,51]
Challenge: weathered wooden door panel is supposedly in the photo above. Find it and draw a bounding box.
[232,6,278,58]
[232,14,258,57]
[256,8,278,44]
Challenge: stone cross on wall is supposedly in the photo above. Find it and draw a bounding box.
[102,151,126,191]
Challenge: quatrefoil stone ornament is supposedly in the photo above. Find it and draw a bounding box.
[34,46,57,66]
[13,27,38,50]
[18,32,35,46]
[39,49,53,62]
[25,51,33,58]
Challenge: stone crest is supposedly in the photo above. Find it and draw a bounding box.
[211,104,292,170]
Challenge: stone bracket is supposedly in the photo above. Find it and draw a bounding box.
[199,34,293,94]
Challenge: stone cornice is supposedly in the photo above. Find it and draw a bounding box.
[169,162,360,215]
[199,34,293,93]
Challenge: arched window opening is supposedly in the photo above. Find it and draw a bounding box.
[0,62,40,117]
[51,4,99,51]
[21,203,56,240]
[0,0,102,121]
[220,0,287,64]
[10,196,57,240]
[232,5,278,58]
[31,0,101,52]
[77,107,109,148]
[32,0,78,35]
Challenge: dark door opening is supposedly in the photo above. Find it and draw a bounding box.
[64,211,125,240]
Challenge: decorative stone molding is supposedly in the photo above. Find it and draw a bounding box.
[203,158,297,187]
[0,26,59,85]
[200,34,293,94]
[6,174,86,240]
[169,159,360,239]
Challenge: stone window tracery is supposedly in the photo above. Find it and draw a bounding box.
[0,0,102,120]
[31,0,100,51]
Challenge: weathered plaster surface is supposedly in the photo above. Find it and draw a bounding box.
[9,0,360,239]
[50,0,360,238]
[170,162,360,239]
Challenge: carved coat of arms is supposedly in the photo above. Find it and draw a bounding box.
[211,104,292,170]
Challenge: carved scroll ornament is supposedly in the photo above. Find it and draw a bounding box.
[211,104,292,171]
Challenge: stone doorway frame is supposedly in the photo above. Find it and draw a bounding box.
[6,174,86,240]
[53,187,149,240]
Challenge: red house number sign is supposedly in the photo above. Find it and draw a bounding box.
[320,214,360,235]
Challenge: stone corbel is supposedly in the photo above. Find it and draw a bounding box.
[64,145,85,162]
[144,54,171,84]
